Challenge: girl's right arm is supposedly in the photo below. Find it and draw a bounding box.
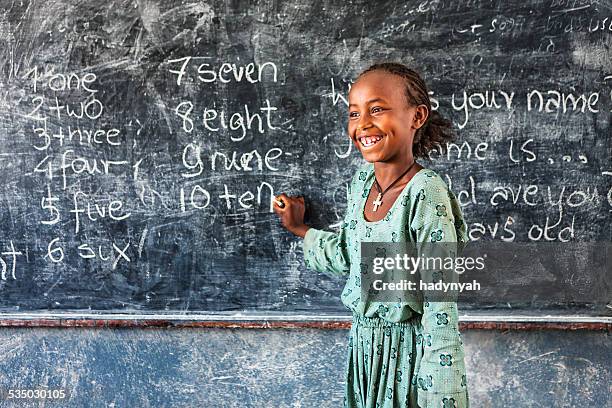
[301,221,351,277]
[273,193,351,278]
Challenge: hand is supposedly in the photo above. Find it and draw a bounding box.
[273,193,310,238]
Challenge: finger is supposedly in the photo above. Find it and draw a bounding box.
[273,200,285,211]
[274,194,288,209]
[275,193,290,202]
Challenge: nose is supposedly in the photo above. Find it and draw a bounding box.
[356,120,373,133]
[354,109,373,132]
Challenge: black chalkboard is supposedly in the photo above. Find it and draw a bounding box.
[0,0,610,319]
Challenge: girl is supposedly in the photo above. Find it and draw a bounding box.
[273,63,470,408]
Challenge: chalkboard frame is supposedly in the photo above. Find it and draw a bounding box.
[1,0,611,329]
[0,312,610,330]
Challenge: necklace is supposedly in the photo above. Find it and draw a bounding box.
[371,161,417,212]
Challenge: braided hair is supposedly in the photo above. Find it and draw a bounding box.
[357,62,455,159]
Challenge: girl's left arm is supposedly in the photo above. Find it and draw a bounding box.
[411,174,470,408]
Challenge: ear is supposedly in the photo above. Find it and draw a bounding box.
[412,104,429,129]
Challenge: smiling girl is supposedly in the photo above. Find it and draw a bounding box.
[273,62,470,407]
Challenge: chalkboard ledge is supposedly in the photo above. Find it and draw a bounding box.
[0,312,610,330]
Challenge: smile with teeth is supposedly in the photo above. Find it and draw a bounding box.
[359,135,383,148]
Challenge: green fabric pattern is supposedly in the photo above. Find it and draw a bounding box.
[303,162,470,407]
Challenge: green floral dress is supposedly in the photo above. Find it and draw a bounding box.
[303,162,470,408]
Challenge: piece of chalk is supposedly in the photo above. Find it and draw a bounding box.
[274,198,285,208]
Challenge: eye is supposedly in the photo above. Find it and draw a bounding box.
[371,106,384,113]
[349,111,359,119]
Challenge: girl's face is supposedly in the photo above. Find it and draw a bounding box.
[347,70,427,163]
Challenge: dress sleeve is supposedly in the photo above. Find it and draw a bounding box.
[411,174,469,408]
[302,225,350,277]
[301,167,362,278]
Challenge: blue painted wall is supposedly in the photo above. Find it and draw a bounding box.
[0,328,609,407]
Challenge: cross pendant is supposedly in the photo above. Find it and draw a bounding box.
[372,193,383,212]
